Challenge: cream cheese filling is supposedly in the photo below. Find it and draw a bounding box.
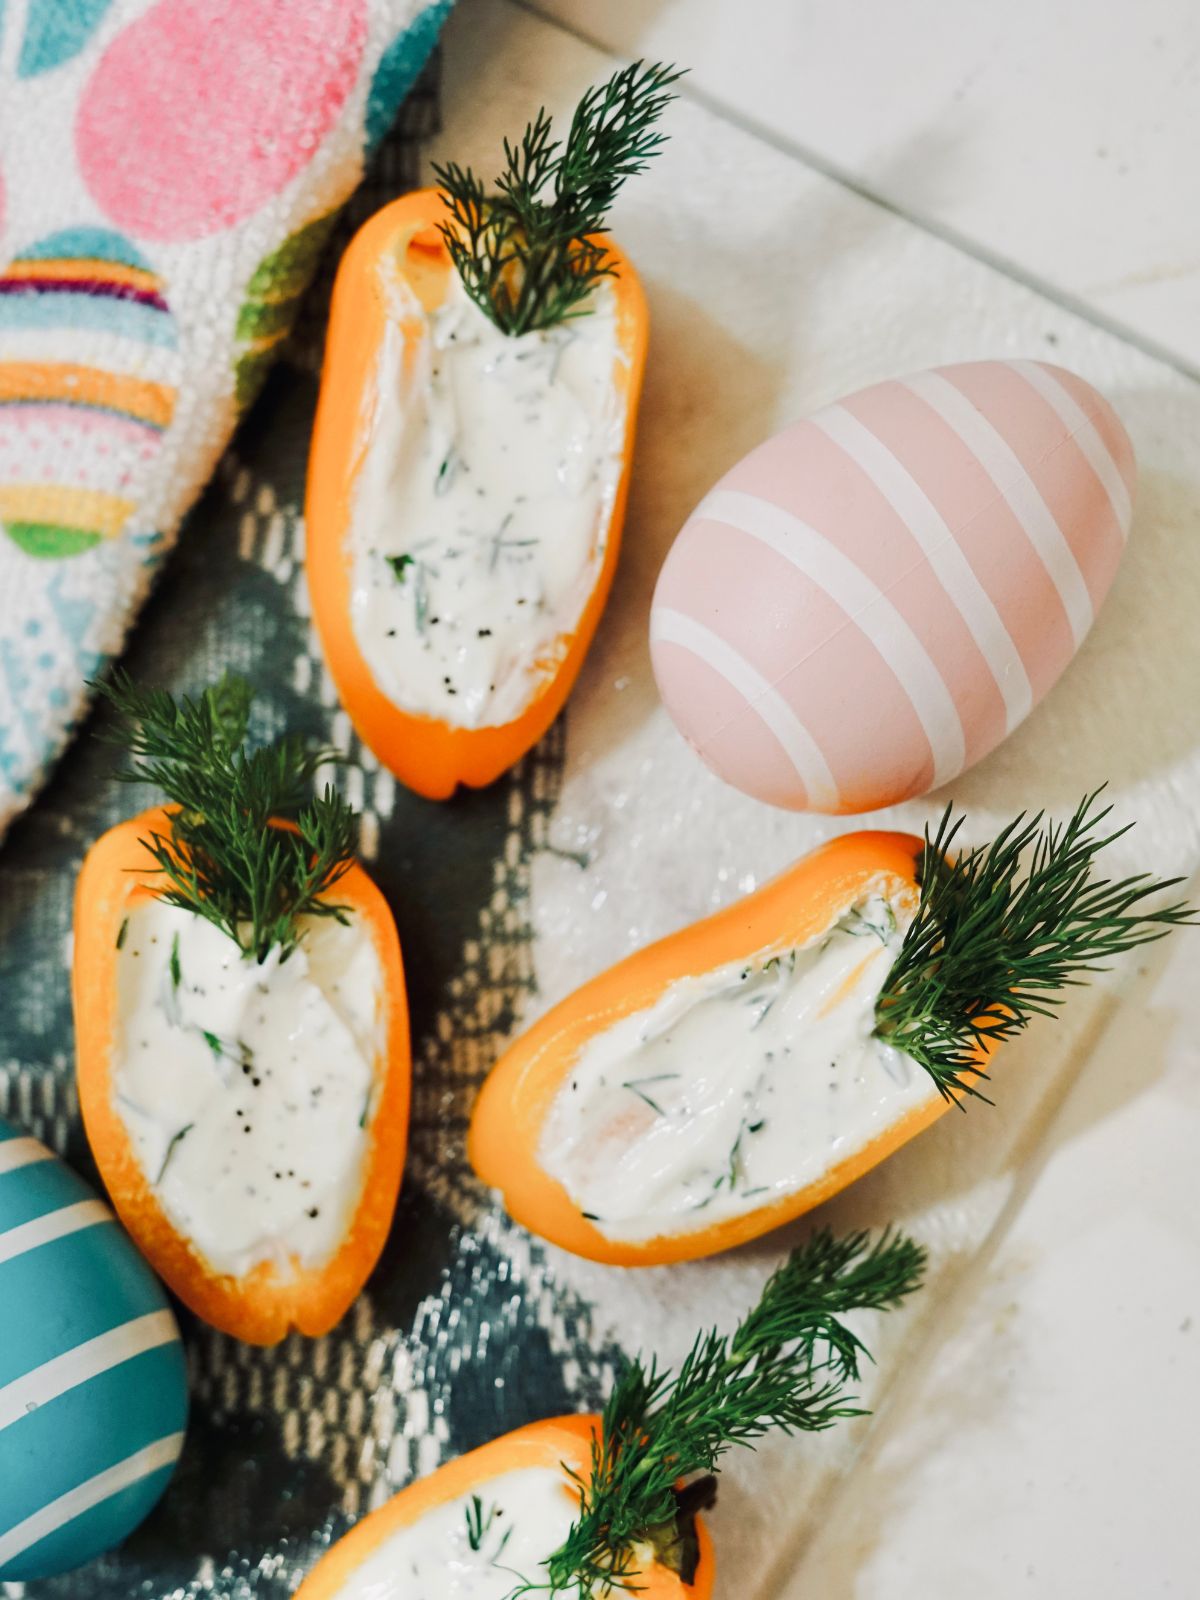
[329,1465,593,1600]
[113,898,384,1279]
[348,269,624,730]
[539,891,937,1243]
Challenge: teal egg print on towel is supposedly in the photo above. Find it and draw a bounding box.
[18,0,116,78]
[0,1117,187,1581]
[365,0,453,153]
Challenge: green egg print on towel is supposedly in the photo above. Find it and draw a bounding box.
[0,1117,188,1581]
[234,211,339,413]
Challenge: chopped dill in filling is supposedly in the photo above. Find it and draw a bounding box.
[542,791,1196,1242]
[539,892,921,1240]
[94,671,381,1280]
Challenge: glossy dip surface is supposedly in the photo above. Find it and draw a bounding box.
[539,892,937,1242]
[113,899,384,1278]
[349,272,623,729]
[328,1465,586,1599]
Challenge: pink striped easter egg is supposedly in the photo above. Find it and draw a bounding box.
[650,360,1135,814]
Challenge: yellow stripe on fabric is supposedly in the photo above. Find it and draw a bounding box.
[2,260,163,295]
[0,363,175,427]
[0,485,135,540]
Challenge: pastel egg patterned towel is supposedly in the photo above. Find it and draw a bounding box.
[0,1118,188,1580]
[0,0,451,834]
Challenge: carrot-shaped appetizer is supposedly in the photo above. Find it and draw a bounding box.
[294,1227,924,1599]
[471,793,1195,1266]
[305,63,679,800]
[72,673,409,1344]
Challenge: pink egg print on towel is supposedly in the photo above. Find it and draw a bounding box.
[76,0,367,241]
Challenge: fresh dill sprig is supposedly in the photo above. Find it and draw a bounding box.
[94,670,359,964]
[508,1228,924,1597]
[432,60,682,335]
[875,788,1197,1103]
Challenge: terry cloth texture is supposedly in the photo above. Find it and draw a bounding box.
[0,0,451,832]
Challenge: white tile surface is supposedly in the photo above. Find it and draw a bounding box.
[529,0,1200,372]
[780,913,1200,1598]
[434,3,1200,1595]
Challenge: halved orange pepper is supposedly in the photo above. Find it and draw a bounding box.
[470,831,993,1266]
[72,806,410,1345]
[293,1414,713,1599]
[305,187,649,800]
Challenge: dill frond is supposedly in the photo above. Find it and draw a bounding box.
[94,670,358,964]
[508,1228,924,1597]
[432,60,682,335]
[875,788,1197,1102]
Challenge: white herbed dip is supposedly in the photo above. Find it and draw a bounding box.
[539,892,939,1243]
[349,267,624,729]
[113,898,385,1279]
[331,1465,598,1600]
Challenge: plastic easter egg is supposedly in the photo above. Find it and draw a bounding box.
[0,1117,187,1581]
[0,227,180,558]
[650,360,1135,814]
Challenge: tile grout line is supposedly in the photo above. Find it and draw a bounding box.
[507,0,1200,391]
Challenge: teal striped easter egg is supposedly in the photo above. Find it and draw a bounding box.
[0,1117,188,1580]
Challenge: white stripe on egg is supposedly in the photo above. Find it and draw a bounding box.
[0,1433,185,1563]
[0,1138,53,1177]
[700,488,967,788]
[902,371,1094,645]
[0,1200,111,1266]
[650,607,841,810]
[813,404,1034,733]
[1011,361,1132,536]
[0,1310,179,1435]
